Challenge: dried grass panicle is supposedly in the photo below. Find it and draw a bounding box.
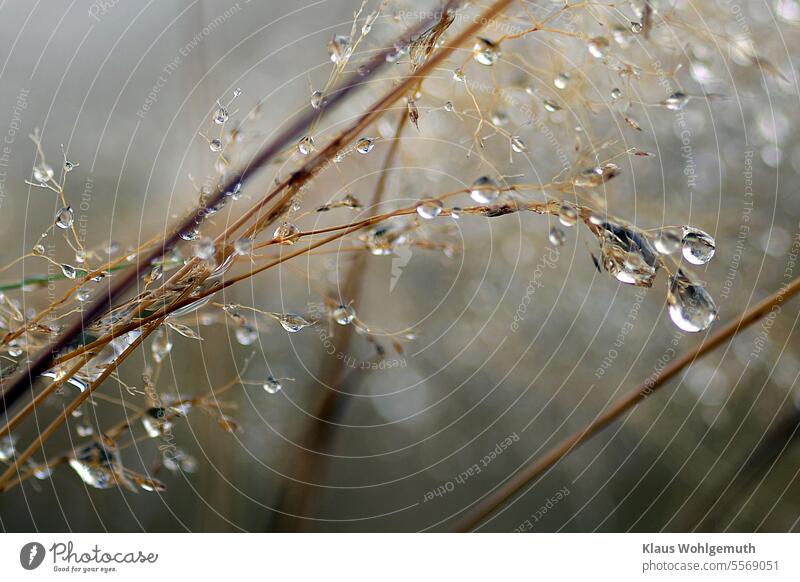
[0,0,784,513]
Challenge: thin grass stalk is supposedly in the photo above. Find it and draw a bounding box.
[454,274,800,532]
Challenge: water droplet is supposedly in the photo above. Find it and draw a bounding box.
[33,163,54,184]
[163,448,197,473]
[61,264,77,279]
[470,176,500,204]
[473,37,500,66]
[362,224,409,255]
[233,88,242,98]
[611,87,622,100]
[572,163,621,187]
[63,160,76,172]
[416,199,443,219]
[558,202,578,227]
[32,243,45,255]
[179,227,200,241]
[213,106,229,125]
[490,109,508,126]
[328,34,352,63]
[151,328,173,363]
[453,68,465,82]
[278,313,314,333]
[75,286,92,302]
[263,376,282,394]
[681,227,716,265]
[588,37,609,59]
[777,0,800,23]
[630,21,643,34]
[554,73,570,90]
[0,435,16,461]
[298,135,315,155]
[444,100,455,112]
[356,137,375,154]
[511,136,527,153]
[194,237,215,260]
[542,99,561,113]
[333,304,355,325]
[235,324,258,346]
[273,222,301,244]
[667,270,718,332]
[662,91,689,111]
[142,407,173,438]
[209,138,223,153]
[310,90,326,109]
[549,227,566,246]
[654,227,683,255]
[55,206,74,229]
[7,341,23,358]
[597,221,659,287]
[234,237,253,255]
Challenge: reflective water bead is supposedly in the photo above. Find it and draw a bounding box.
[611,87,622,100]
[356,137,375,154]
[278,313,314,333]
[213,106,229,125]
[234,237,253,255]
[263,376,282,394]
[470,176,500,204]
[549,227,566,246]
[55,206,74,229]
[558,202,579,227]
[310,90,326,109]
[75,286,92,302]
[681,227,716,265]
[273,222,301,244]
[416,199,443,219]
[543,99,561,113]
[32,243,45,255]
[209,138,223,153]
[490,109,509,126]
[235,324,258,346]
[333,304,355,325]
[298,136,315,156]
[667,270,718,332]
[630,21,643,34]
[151,328,173,363]
[328,34,352,63]
[597,221,659,287]
[511,136,527,153]
[554,73,570,90]
[33,163,54,184]
[587,37,609,59]
[61,264,77,279]
[654,227,683,255]
[473,37,500,66]
[194,237,215,260]
[663,91,689,111]
[444,100,455,112]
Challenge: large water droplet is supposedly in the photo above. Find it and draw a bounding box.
[597,221,659,287]
[151,328,173,363]
[662,92,689,111]
[588,37,609,59]
[473,37,500,66]
[667,270,718,332]
[263,376,282,394]
[681,227,716,265]
[273,222,301,244]
[278,313,314,333]
[470,176,500,204]
[333,304,355,325]
[356,137,375,154]
[654,227,683,255]
[55,206,74,229]
[416,199,443,219]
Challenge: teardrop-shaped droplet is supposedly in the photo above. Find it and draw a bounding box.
[587,37,609,59]
[263,376,282,394]
[470,176,500,204]
[328,34,352,63]
[558,202,578,227]
[273,222,301,244]
[681,226,716,265]
[356,137,375,154]
[597,221,659,287]
[213,106,229,125]
[278,313,314,333]
[667,270,717,332]
[310,91,326,109]
[473,37,500,66]
[549,227,566,246]
[298,136,315,156]
[554,73,570,90]
[662,92,689,111]
[333,304,355,325]
[61,264,77,279]
[151,328,173,363]
[55,206,74,229]
[543,99,561,113]
[235,324,258,346]
[416,199,443,219]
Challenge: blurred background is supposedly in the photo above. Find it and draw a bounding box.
[1,0,800,532]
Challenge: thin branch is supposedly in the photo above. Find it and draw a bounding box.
[454,274,800,532]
